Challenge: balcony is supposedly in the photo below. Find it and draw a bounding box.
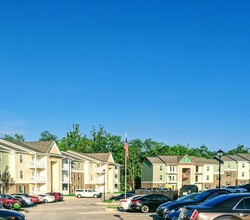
[29,176,46,183]
[62,178,70,183]
[62,164,70,170]
[28,161,45,169]
[96,168,106,173]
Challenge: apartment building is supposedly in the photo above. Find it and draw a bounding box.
[0,139,62,194]
[63,150,120,194]
[141,154,250,191]
[0,139,120,195]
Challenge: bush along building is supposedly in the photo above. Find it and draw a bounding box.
[0,139,120,195]
[141,154,250,191]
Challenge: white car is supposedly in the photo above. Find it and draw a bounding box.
[39,194,56,203]
[223,186,247,193]
[75,189,102,198]
[119,194,145,210]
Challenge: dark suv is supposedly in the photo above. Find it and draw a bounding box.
[130,194,172,213]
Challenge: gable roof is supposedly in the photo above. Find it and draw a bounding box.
[84,153,113,163]
[237,153,250,161]
[146,157,164,164]
[24,141,55,153]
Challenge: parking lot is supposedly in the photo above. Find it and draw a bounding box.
[24,196,163,220]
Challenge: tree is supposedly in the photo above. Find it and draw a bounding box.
[39,131,58,142]
[0,166,15,193]
[227,144,249,155]
[58,123,83,151]
[4,134,25,142]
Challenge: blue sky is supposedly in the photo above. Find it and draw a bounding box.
[0,1,250,151]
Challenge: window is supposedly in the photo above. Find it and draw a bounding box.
[228,163,231,168]
[20,170,23,179]
[19,155,23,163]
[242,172,245,177]
[205,185,210,189]
[227,172,231,177]
[226,181,231,186]
[195,175,198,182]
[206,175,209,180]
[78,163,81,169]
[78,174,81,181]
[207,166,210,171]
[160,166,162,171]
[19,186,25,193]
[160,175,162,180]
[242,163,245,168]
[115,174,118,178]
[196,166,199,172]
[114,184,118,189]
[169,176,172,181]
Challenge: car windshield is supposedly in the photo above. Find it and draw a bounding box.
[177,194,197,202]
[192,191,211,201]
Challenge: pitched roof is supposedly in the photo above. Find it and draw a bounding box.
[83,153,111,162]
[221,155,236,161]
[237,153,250,161]
[23,141,55,153]
[226,154,247,161]
[146,157,164,164]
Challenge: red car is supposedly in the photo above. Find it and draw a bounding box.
[47,192,63,202]
[0,194,22,210]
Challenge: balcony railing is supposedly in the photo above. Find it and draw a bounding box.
[29,176,46,183]
[28,161,45,169]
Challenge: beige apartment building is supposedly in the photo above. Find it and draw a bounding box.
[0,139,120,195]
[62,150,120,194]
[141,154,250,191]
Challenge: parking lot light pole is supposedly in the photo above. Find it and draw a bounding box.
[217,149,224,189]
[103,169,106,201]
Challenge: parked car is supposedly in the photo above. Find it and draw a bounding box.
[130,194,172,213]
[119,194,145,211]
[156,193,199,217]
[38,194,56,203]
[75,189,102,198]
[12,194,34,207]
[179,193,250,220]
[0,194,22,210]
[109,192,135,201]
[242,184,250,192]
[0,209,26,220]
[14,193,43,204]
[222,186,248,193]
[162,189,231,220]
[47,192,63,201]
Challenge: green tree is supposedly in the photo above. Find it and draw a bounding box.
[227,144,249,155]
[4,134,25,142]
[0,166,15,193]
[39,131,58,142]
[58,123,83,151]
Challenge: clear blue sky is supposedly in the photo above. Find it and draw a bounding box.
[0,0,250,151]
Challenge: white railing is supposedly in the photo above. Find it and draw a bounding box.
[29,176,46,182]
[62,178,69,183]
[62,164,69,169]
[28,161,45,168]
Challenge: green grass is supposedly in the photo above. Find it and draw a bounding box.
[107,205,119,209]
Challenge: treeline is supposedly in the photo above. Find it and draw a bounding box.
[2,124,249,190]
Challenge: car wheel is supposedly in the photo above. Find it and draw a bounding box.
[77,194,82,198]
[12,202,21,210]
[44,199,48,203]
[141,205,149,213]
[93,194,97,198]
